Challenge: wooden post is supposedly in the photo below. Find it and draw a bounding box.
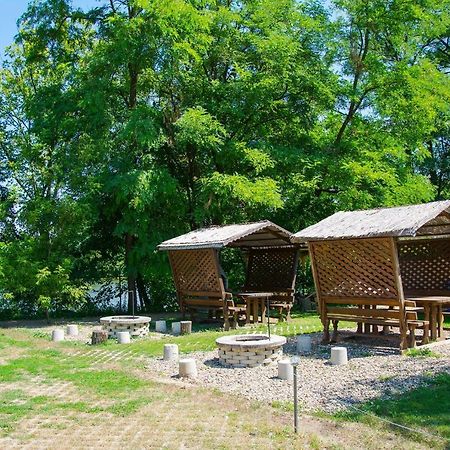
[308,243,328,342]
[331,320,339,342]
[92,330,108,345]
[430,304,437,341]
[180,321,192,335]
[390,238,408,350]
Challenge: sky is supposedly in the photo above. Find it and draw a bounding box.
[0,0,100,59]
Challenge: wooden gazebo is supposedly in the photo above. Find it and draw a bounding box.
[292,200,450,350]
[158,221,301,329]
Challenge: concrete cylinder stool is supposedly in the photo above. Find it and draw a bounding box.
[330,347,348,365]
[278,359,293,381]
[163,344,179,361]
[179,358,197,378]
[155,320,167,333]
[296,335,312,353]
[52,329,64,342]
[66,325,79,337]
[117,331,131,344]
[171,322,181,335]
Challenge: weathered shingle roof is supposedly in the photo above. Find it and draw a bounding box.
[292,200,450,242]
[158,220,294,250]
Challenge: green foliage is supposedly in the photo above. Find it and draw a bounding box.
[405,347,442,358]
[1,0,450,314]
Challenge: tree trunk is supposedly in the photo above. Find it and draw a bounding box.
[92,330,108,345]
[136,273,151,311]
[125,233,137,314]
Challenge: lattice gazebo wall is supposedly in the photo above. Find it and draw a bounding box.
[168,249,223,297]
[244,247,298,292]
[398,239,450,293]
[309,237,401,306]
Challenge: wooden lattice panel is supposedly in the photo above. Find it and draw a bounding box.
[244,248,298,291]
[310,238,398,299]
[169,249,221,294]
[399,239,450,292]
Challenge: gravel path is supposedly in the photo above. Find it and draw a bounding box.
[145,332,450,413]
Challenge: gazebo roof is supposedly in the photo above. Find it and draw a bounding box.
[158,220,294,250]
[292,200,450,242]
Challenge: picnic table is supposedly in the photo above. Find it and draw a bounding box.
[406,295,450,341]
[236,292,274,324]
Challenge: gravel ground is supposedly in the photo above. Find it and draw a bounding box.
[145,332,450,412]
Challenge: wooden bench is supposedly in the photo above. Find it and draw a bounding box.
[323,298,429,349]
[181,291,245,330]
[168,249,245,330]
[267,289,295,321]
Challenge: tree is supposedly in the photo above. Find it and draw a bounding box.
[1,0,449,315]
[0,0,92,316]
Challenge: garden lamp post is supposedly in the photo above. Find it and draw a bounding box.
[290,355,300,433]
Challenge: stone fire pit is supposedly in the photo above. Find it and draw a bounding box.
[100,315,151,338]
[216,334,286,368]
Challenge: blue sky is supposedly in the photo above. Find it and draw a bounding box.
[0,0,100,59]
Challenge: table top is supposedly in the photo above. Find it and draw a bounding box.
[406,296,450,304]
[236,292,274,298]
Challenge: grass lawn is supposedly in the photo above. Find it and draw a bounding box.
[327,373,450,448]
[0,317,447,449]
[57,312,339,358]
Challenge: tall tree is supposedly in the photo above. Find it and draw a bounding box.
[0,0,92,315]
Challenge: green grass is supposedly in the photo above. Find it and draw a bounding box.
[0,332,34,349]
[27,312,358,360]
[56,312,339,358]
[405,347,442,358]
[271,400,295,412]
[0,348,152,396]
[329,373,450,445]
[0,390,51,432]
[0,343,162,433]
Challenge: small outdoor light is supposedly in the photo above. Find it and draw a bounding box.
[290,355,300,434]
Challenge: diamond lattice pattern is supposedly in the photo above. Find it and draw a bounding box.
[399,239,450,291]
[245,248,298,291]
[311,238,398,299]
[169,249,221,293]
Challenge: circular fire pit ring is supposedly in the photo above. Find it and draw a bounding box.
[216,334,286,368]
[100,315,151,338]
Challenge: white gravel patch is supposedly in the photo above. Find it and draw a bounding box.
[145,332,450,413]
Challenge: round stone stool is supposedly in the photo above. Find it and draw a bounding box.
[297,335,312,353]
[66,325,79,337]
[171,322,181,335]
[117,331,131,344]
[278,359,293,381]
[155,320,167,333]
[179,358,197,378]
[163,344,179,361]
[330,347,348,365]
[52,329,64,342]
